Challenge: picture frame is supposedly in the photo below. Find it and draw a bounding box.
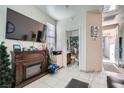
[13,44,21,52]
[90,26,99,40]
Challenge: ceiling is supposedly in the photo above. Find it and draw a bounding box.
[37,5,102,21]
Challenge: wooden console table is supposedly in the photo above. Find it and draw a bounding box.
[11,50,48,87]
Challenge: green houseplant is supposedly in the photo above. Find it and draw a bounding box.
[0,42,13,88]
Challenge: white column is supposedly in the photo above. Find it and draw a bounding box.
[79,11,87,71]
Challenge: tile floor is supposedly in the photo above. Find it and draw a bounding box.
[24,63,108,88]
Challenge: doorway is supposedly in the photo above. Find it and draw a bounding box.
[103,36,110,60]
[66,29,79,66]
[102,26,118,64]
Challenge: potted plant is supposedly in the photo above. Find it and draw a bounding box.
[0,42,13,88]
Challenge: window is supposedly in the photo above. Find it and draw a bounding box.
[46,23,55,50]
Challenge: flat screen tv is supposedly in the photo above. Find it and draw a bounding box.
[6,8,47,42]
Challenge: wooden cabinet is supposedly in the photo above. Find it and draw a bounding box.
[67,53,71,64]
[11,50,48,87]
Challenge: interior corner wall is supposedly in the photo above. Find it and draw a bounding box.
[86,11,102,72]
[0,5,56,56]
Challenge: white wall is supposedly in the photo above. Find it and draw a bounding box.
[0,5,56,55]
[57,15,82,50]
